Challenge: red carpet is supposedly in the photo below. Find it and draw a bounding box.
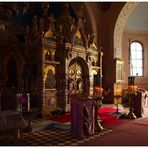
[49,107,121,126]
[49,112,71,123]
[99,107,121,126]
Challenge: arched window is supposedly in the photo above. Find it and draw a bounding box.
[130,41,144,76]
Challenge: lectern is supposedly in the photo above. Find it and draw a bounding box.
[133,91,143,118]
[70,94,95,137]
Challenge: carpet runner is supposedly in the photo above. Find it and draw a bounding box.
[49,112,71,123]
[49,107,123,126]
[99,107,121,126]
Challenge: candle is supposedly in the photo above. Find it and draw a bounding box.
[115,88,121,96]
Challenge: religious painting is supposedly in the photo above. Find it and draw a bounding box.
[44,65,56,90]
[77,80,84,93]
[74,30,83,46]
[69,80,76,92]
[69,69,75,77]
[116,58,124,83]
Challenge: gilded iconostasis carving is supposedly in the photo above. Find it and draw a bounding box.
[0,2,101,115]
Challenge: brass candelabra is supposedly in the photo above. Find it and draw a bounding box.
[94,99,104,131]
[93,86,104,132]
[113,95,122,116]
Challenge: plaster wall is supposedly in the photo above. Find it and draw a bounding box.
[122,33,148,87]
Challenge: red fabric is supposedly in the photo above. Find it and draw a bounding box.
[49,112,71,123]
[99,107,120,126]
[49,107,121,126]
[99,107,116,113]
[19,96,27,104]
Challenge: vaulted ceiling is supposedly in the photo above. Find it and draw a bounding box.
[125,2,148,32]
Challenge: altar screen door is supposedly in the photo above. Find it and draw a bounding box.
[68,61,84,94]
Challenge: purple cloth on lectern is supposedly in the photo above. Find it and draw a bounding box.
[71,100,82,137]
[70,96,95,137]
[133,91,142,118]
[83,100,95,136]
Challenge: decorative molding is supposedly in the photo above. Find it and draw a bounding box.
[42,38,56,49]
[114,2,138,59]
[123,28,148,35]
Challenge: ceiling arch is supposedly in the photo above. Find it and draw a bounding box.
[114,2,138,59]
[125,2,148,32]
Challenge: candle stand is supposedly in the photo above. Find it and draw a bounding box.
[113,95,122,116]
[93,87,104,132]
[126,76,137,119]
[126,92,137,119]
[94,98,104,131]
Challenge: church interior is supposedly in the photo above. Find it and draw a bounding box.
[0,1,148,146]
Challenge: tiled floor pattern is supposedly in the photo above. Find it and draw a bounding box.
[20,128,113,146]
[0,127,112,146]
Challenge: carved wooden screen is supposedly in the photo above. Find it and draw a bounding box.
[68,61,84,93]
